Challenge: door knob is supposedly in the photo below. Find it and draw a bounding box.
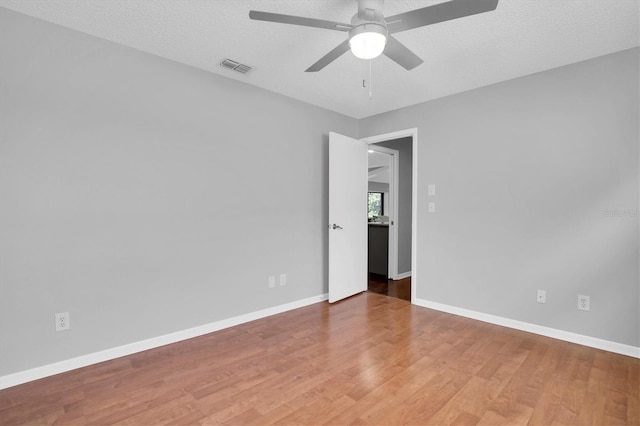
[331,224,343,230]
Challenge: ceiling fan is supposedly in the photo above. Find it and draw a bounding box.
[249,0,499,72]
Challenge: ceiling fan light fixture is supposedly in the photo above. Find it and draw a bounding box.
[349,24,387,60]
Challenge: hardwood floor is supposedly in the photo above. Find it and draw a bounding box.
[1,292,638,425]
[367,273,411,301]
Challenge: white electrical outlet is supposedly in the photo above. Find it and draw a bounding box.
[537,290,546,304]
[55,312,70,332]
[578,295,590,311]
[279,273,286,286]
[428,202,435,213]
[268,276,276,289]
[428,184,436,196]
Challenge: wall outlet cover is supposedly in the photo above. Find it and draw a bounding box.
[578,295,590,311]
[55,312,70,332]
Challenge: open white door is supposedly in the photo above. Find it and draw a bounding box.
[328,132,368,303]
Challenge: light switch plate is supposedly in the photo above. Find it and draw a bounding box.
[428,184,436,196]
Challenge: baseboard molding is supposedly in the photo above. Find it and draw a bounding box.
[393,271,412,280]
[414,298,640,359]
[0,293,329,390]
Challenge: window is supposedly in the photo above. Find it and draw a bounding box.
[368,192,384,219]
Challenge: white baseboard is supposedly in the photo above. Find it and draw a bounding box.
[414,298,640,359]
[0,293,328,390]
[393,271,411,280]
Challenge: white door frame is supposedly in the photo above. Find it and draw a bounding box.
[367,145,399,279]
[362,128,418,304]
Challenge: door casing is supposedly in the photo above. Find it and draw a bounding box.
[362,128,418,304]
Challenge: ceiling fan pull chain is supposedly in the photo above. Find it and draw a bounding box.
[369,59,373,100]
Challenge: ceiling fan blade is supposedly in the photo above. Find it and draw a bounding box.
[383,36,423,70]
[249,11,352,32]
[386,0,499,34]
[305,40,351,72]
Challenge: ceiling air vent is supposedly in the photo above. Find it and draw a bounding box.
[220,58,253,74]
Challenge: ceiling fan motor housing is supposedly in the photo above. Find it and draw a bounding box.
[349,20,387,40]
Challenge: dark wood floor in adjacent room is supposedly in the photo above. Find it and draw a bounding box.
[1,292,638,425]
[367,273,411,301]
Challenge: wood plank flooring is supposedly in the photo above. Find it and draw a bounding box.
[1,292,638,425]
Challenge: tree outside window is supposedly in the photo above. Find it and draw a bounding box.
[368,192,384,219]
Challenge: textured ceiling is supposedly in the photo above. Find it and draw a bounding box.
[1,0,638,119]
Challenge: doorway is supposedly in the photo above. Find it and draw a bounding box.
[326,128,418,305]
[367,145,396,276]
[363,130,417,303]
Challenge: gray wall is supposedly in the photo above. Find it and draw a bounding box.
[0,9,357,376]
[360,48,639,347]
[375,137,413,275]
[368,182,389,193]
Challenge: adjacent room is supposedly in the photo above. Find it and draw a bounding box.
[0,0,638,424]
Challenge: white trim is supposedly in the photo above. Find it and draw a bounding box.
[0,294,328,390]
[414,298,640,359]
[362,128,418,305]
[393,271,412,280]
